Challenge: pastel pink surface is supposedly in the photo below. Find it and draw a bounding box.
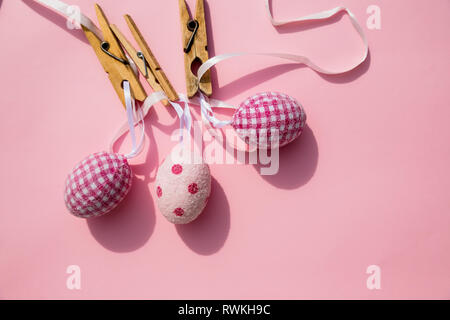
[0,0,449,299]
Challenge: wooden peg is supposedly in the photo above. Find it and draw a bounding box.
[179,0,212,98]
[111,15,179,105]
[125,15,180,103]
[82,4,147,108]
[111,24,169,106]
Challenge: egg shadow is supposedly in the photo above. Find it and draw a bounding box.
[175,178,230,255]
[87,177,155,252]
[22,0,89,44]
[253,125,318,189]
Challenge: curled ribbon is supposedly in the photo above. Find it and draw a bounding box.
[169,97,192,144]
[115,81,145,159]
[198,94,233,129]
[110,91,196,152]
[35,0,102,40]
[34,0,370,151]
[197,0,369,82]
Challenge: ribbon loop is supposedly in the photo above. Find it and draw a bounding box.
[199,93,233,129]
[35,0,370,150]
[197,0,369,81]
[110,81,145,159]
[36,0,102,39]
[169,99,192,144]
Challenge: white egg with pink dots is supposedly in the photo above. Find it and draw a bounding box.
[155,156,211,224]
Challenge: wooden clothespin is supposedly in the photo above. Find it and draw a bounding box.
[179,0,212,98]
[110,15,179,106]
[81,4,147,108]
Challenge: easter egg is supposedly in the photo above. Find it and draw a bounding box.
[155,155,211,224]
[232,92,306,149]
[64,152,132,218]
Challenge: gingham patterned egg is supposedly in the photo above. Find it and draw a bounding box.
[64,152,132,218]
[232,92,307,149]
[155,155,211,224]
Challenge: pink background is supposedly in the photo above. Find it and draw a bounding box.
[1,0,449,299]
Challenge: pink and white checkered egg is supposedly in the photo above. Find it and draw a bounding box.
[155,156,211,224]
[64,152,133,218]
[232,92,306,149]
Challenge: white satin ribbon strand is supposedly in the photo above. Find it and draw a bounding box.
[199,93,233,129]
[169,97,193,144]
[112,81,145,159]
[109,91,167,154]
[197,0,369,81]
[110,91,197,150]
[35,0,103,40]
[34,0,369,149]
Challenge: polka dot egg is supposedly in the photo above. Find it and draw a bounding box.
[232,92,306,149]
[64,152,132,218]
[155,155,211,224]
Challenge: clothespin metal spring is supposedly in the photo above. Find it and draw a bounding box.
[184,20,199,53]
[136,52,149,78]
[100,41,129,65]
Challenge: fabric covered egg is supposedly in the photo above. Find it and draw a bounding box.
[155,155,211,224]
[64,152,132,218]
[232,92,306,149]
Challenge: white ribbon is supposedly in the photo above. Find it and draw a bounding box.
[35,0,102,40]
[110,91,196,151]
[197,0,369,82]
[169,97,192,144]
[199,93,233,129]
[109,91,166,155]
[34,0,369,147]
[111,81,145,159]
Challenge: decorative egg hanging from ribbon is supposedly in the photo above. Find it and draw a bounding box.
[155,155,211,224]
[64,152,133,218]
[231,92,307,149]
